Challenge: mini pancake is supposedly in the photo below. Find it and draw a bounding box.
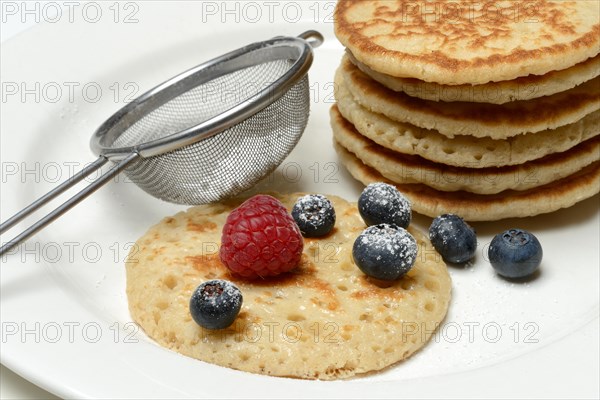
[334,140,600,221]
[334,78,600,168]
[126,194,451,380]
[334,0,600,84]
[346,51,600,104]
[339,56,600,139]
[331,106,600,194]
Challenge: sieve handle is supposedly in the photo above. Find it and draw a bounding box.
[0,152,139,257]
[297,30,324,48]
[0,156,108,234]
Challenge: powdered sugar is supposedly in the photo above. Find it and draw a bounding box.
[198,279,242,309]
[291,194,336,237]
[360,224,417,269]
[428,213,477,264]
[358,183,411,228]
[189,279,243,330]
[353,223,418,279]
[294,194,331,223]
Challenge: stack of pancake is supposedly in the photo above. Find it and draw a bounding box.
[331,0,600,220]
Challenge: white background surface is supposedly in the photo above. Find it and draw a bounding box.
[1,4,60,399]
[1,1,598,399]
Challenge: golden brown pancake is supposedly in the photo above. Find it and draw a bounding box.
[339,55,600,139]
[334,79,600,168]
[331,106,600,194]
[335,0,600,84]
[334,140,600,221]
[347,51,600,104]
[126,194,452,380]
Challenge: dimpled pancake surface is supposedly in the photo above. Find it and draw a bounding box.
[334,76,600,168]
[339,56,600,139]
[126,194,451,380]
[331,106,600,194]
[334,141,600,221]
[334,0,600,84]
[347,51,600,104]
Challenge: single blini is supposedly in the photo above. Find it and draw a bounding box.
[334,140,600,221]
[334,0,600,84]
[346,51,600,104]
[126,193,451,380]
[333,79,600,169]
[338,56,600,139]
[330,105,600,195]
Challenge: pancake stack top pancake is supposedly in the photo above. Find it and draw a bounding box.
[331,0,600,221]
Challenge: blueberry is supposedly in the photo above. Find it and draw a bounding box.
[358,183,411,228]
[429,214,477,264]
[189,280,243,330]
[488,229,542,279]
[292,194,336,237]
[352,223,417,281]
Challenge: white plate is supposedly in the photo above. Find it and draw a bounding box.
[1,3,598,399]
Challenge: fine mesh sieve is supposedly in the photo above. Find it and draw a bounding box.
[108,62,309,205]
[0,31,324,255]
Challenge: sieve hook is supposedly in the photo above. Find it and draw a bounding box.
[297,30,324,48]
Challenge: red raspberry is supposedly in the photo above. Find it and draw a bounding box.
[220,195,304,279]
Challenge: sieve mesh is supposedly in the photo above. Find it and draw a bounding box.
[110,59,310,204]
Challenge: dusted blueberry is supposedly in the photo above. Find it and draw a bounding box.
[189,280,243,330]
[292,194,336,237]
[352,223,417,281]
[488,229,542,279]
[358,183,411,228]
[429,214,477,264]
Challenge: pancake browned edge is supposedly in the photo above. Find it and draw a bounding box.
[346,51,600,104]
[331,105,600,194]
[126,193,452,380]
[339,56,600,139]
[334,74,600,169]
[334,0,600,84]
[332,129,600,220]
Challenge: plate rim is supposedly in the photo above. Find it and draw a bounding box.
[1,3,598,399]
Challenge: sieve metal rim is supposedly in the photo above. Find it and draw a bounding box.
[89,31,323,161]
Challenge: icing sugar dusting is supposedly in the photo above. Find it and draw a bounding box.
[295,194,332,223]
[360,183,412,227]
[360,224,418,269]
[429,214,473,246]
[292,194,336,237]
[199,279,242,309]
[365,183,411,211]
